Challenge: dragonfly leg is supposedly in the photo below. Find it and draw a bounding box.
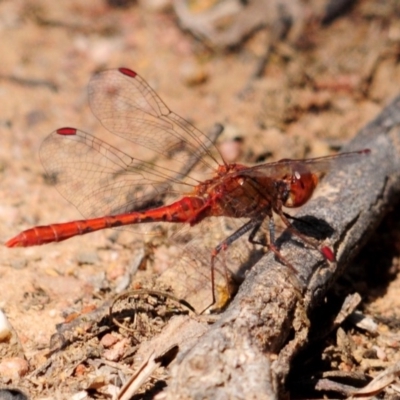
[276,210,334,261]
[281,211,336,261]
[206,219,261,311]
[248,218,298,273]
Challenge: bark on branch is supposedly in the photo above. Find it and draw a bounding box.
[163,96,400,399]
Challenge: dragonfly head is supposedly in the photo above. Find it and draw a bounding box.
[283,168,319,208]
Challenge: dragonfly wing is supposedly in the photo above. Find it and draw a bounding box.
[157,216,258,311]
[40,128,193,219]
[236,150,370,179]
[39,67,226,223]
[88,68,220,175]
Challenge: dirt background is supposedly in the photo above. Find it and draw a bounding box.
[0,0,400,399]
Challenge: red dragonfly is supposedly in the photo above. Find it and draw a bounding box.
[5,67,369,305]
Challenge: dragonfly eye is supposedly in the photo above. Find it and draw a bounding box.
[284,170,319,208]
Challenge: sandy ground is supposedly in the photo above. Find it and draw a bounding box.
[0,0,400,398]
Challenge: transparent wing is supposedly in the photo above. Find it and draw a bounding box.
[235,150,370,179]
[39,68,224,219]
[40,128,198,218]
[156,216,261,311]
[88,68,221,174]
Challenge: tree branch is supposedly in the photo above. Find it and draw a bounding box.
[163,95,400,399]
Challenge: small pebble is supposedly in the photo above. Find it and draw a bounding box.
[0,309,12,341]
[76,251,99,265]
[9,259,27,270]
[48,309,57,318]
[103,338,128,361]
[101,333,119,348]
[0,357,29,379]
[70,390,89,400]
[180,61,208,86]
[74,364,87,377]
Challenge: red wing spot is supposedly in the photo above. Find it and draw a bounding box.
[56,127,77,136]
[118,67,137,78]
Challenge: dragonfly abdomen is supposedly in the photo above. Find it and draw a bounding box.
[5,196,207,247]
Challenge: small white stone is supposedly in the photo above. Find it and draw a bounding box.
[0,309,12,341]
[70,391,89,400]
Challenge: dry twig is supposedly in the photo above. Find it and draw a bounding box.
[162,95,400,399]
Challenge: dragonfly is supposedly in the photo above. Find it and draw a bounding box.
[5,67,370,306]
